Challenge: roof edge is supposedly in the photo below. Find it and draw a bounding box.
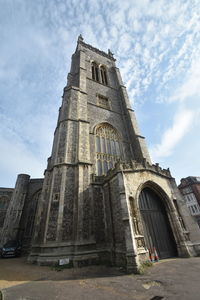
[76,34,116,61]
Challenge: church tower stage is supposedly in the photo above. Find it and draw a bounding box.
[28,36,200,272]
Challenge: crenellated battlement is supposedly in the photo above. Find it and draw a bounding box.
[93,159,172,184]
[77,34,116,61]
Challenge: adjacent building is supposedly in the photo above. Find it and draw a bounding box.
[179,177,200,228]
[1,36,200,272]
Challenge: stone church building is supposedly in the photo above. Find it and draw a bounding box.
[1,36,200,272]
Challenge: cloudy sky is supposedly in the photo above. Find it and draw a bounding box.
[0,0,200,187]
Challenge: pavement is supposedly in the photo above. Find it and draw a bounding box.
[0,256,200,300]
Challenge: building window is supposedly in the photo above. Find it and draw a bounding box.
[194,205,198,213]
[95,123,123,176]
[190,206,195,214]
[91,62,99,82]
[182,187,192,194]
[100,66,108,85]
[53,193,59,202]
[91,63,108,85]
[184,195,190,203]
[97,94,110,110]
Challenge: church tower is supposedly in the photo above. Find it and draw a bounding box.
[29,36,200,271]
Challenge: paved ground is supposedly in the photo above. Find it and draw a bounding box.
[1,256,200,300]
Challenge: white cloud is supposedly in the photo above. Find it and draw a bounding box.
[0,122,46,187]
[133,19,142,33]
[150,109,194,159]
[170,58,200,102]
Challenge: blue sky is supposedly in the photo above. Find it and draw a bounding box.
[0,0,200,187]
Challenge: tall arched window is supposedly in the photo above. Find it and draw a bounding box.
[91,62,99,82]
[100,66,108,85]
[95,123,123,176]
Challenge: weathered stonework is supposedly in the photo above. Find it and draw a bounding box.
[0,177,43,251]
[0,188,13,237]
[1,36,200,272]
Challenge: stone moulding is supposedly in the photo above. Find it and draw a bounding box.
[78,40,116,61]
[92,160,172,184]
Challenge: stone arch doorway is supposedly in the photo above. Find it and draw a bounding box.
[139,187,177,259]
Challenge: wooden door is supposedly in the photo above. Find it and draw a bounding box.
[139,188,177,259]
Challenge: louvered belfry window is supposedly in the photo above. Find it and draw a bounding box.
[100,66,108,85]
[95,123,122,176]
[92,63,108,86]
[91,62,99,82]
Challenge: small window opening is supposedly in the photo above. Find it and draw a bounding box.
[98,94,110,110]
[100,66,108,85]
[91,62,99,82]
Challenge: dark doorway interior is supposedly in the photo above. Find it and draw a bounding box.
[139,187,177,259]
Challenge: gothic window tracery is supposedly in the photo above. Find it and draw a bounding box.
[95,123,122,176]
